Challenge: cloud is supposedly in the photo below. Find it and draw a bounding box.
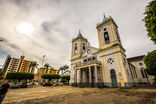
[0,0,155,69]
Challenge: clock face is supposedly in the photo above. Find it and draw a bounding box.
[87,49,92,54]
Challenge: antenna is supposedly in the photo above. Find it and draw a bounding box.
[22,51,24,56]
[42,55,46,67]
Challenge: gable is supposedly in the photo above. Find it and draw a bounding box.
[82,46,99,58]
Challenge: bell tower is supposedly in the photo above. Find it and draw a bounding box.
[96,15,122,49]
[71,30,88,60]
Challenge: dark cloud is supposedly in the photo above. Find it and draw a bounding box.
[41,21,60,33]
[0,0,155,69]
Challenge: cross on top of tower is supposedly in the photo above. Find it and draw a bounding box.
[102,12,107,22]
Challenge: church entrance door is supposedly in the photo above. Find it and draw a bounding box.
[110,69,118,87]
[91,69,94,87]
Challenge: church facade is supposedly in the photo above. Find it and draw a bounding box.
[70,16,153,88]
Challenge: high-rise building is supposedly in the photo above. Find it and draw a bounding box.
[1,55,11,74]
[2,55,35,75]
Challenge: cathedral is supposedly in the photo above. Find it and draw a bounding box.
[70,15,153,88]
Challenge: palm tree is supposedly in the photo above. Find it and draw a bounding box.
[59,65,69,75]
[29,61,38,73]
[44,63,50,74]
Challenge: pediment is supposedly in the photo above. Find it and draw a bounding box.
[82,46,99,58]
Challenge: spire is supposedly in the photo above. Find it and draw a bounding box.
[72,29,88,42]
[77,29,83,38]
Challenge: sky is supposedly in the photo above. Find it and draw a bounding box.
[0,0,155,69]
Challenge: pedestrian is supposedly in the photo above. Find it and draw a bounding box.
[0,80,10,104]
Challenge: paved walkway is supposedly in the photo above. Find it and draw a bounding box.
[3,86,156,104]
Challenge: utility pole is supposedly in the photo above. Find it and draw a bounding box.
[42,55,46,67]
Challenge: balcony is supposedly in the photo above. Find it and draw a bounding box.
[76,60,101,68]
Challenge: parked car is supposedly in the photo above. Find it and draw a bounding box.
[33,82,39,85]
[20,82,27,88]
[10,82,20,89]
[43,83,52,86]
[27,82,33,86]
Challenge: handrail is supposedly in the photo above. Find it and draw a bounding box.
[76,60,101,67]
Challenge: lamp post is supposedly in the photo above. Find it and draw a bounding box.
[42,55,46,67]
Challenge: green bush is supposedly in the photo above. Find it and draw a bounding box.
[41,74,60,82]
[6,72,34,82]
[144,50,156,75]
[61,76,70,83]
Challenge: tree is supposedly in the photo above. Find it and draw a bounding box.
[143,0,156,44]
[44,63,50,74]
[29,61,38,73]
[6,72,34,82]
[144,50,156,75]
[59,65,69,74]
[51,74,60,79]
[41,74,53,83]
[61,76,70,84]
[41,74,60,83]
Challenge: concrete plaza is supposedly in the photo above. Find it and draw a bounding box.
[3,86,156,104]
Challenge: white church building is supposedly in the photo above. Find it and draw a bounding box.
[70,15,154,88]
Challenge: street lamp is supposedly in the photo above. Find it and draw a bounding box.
[42,55,46,67]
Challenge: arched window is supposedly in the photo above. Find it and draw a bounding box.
[103,28,107,31]
[82,43,85,52]
[140,68,145,78]
[74,43,78,54]
[92,57,95,60]
[104,32,110,44]
[84,59,87,62]
[88,58,91,61]
[144,70,148,78]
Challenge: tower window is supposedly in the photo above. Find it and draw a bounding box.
[104,32,110,44]
[74,43,78,54]
[103,28,107,31]
[82,43,85,51]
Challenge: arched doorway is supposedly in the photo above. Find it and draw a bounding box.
[110,69,118,87]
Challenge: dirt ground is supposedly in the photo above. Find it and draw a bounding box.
[3,86,156,104]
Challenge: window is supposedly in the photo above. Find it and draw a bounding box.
[104,32,110,44]
[74,43,78,54]
[139,63,143,66]
[83,59,87,62]
[88,58,91,61]
[82,43,85,51]
[128,63,134,79]
[103,28,107,31]
[144,70,148,78]
[92,57,95,60]
[140,69,145,78]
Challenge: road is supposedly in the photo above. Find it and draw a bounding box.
[3,86,156,104]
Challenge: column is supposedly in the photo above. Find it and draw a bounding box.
[94,65,98,87]
[89,66,92,86]
[99,67,103,82]
[77,69,79,83]
[82,69,87,87]
[75,69,77,84]
[77,68,81,86]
